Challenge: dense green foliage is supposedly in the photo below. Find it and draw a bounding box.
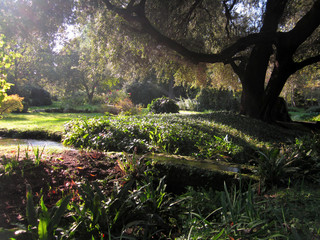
[196,88,239,112]
[123,80,166,107]
[0,34,15,107]
[64,113,242,159]
[63,112,309,161]
[1,111,320,239]
[147,97,179,114]
[0,94,24,116]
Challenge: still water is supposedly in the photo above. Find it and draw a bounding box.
[0,137,67,149]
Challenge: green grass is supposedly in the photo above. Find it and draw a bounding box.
[289,107,320,121]
[0,112,104,132]
[28,101,64,111]
[28,101,102,112]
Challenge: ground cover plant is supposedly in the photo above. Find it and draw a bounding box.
[63,111,310,162]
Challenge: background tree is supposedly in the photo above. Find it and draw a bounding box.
[6,38,56,106]
[76,23,118,104]
[0,0,75,106]
[2,0,319,121]
[55,22,119,104]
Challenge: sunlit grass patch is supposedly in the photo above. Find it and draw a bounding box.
[0,112,104,132]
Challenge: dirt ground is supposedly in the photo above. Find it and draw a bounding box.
[0,150,122,229]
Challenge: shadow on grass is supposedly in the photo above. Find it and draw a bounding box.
[198,111,310,143]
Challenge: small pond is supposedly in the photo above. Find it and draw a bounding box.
[0,137,68,150]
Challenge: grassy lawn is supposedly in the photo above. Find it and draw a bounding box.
[0,112,103,154]
[0,112,104,132]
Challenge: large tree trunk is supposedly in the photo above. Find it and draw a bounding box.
[239,0,289,121]
[240,44,272,118]
[240,55,293,122]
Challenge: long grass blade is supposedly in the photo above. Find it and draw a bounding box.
[26,185,37,227]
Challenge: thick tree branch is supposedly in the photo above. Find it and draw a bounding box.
[229,59,245,80]
[294,55,320,72]
[101,0,278,64]
[279,0,320,53]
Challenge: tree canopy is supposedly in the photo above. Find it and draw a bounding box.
[90,0,320,120]
[1,0,320,121]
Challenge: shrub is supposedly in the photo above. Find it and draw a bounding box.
[30,87,52,106]
[91,94,105,104]
[63,114,241,158]
[123,80,165,107]
[101,98,141,116]
[115,97,141,115]
[0,94,24,117]
[105,90,128,105]
[196,88,239,111]
[306,105,320,113]
[61,92,87,108]
[147,97,179,114]
[100,104,120,115]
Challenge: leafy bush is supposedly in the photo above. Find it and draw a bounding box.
[179,183,285,239]
[254,135,320,188]
[147,97,179,114]
[100,104,120,115]
[23,187,72,240]
[115,98,142,115]
[288,135,320,183]
[196,88,239,111]
[30,87,52,106]
[91,94,105,104]
[105,89,128,105]
[63,114,241,158]
[123,80,165,107]
[14,161,183,240]
[306,105,320,113]
[0,94,23,116]
[61,92,87,108]
[256,147,297,188]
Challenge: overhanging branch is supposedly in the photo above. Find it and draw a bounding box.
[101,0,277,64]
[280,0,320,53]
[294,55,320,72]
